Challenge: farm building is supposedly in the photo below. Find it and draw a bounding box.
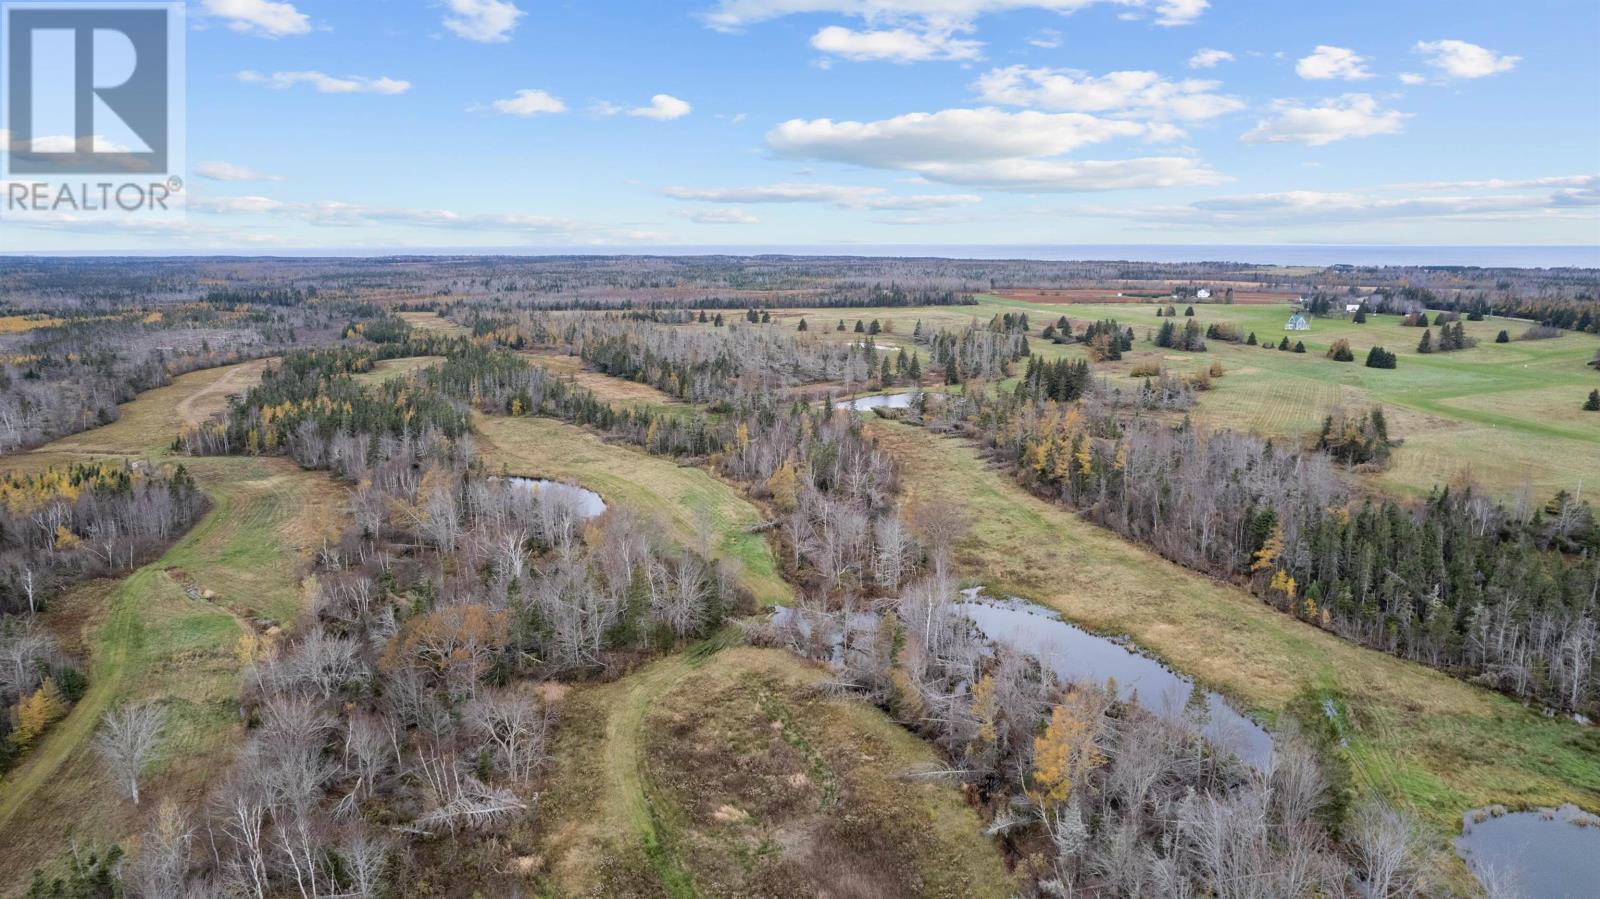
[1345,303,1363,313]
[1196,288,1212,299]
[1285,312,1310,331]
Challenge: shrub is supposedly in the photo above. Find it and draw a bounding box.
[1129,361,1163,378]
[1365,346,1397,369]
[1328,339,1355,362]
[1519,323,1562,340]
[1208,362,1225,378]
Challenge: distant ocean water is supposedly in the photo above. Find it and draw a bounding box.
[13,244,1600,268]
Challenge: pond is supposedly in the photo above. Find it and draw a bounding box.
[956,590,1275,770]
[1456,804,1600,899]
[498,477,607,519]
[834,392,916,412]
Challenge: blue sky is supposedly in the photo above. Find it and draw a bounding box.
[4,0,1598,251]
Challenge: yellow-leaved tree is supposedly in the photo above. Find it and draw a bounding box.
[1031,692,1106,806]
[9,678,69,749]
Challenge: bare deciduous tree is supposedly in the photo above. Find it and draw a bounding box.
[96,702,167,805]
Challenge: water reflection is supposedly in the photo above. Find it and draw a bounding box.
[956,589,1275,770]
[497,477,607,519]
[1456,804,1600,899]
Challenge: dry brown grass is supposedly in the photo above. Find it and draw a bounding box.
[520,351,685,409]
[531,645,1014,898]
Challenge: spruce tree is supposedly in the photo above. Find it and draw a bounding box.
[1496,329,1510,343]
[1584,389,1600,412]
[1293,340,1306,353]
[1417,329,1433,354]
[1246,332,1258,346]
[1353,307,1367,324]
[854,319,865,333]
[797,318,808,332]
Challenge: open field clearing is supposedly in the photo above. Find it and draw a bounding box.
[400,309,469,336]
[0,362,343,895]
[474,413,792,608]
[994,286,1301,304]
[868,420,1600,850]
[535,643,1014,898]
[994,297,1600,499]
[770,296,1600,499]
[352,354,445,386]
[521,350,687,409]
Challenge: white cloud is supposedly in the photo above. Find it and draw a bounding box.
[1188,48,1233,69]
[663,183,982,209]
[770,108,1147,167]
[685,208,762,224]
[195,161,282,182]
[974,66,1245,120]
[810,25,982,62]
[767,108,1225,191]
[1067,177,1599,229]
[191,194,668,242]
[1295,45,1373,81]
[1152,0,1207,26]
[1240,94,1407,146]
[203,0,310,38]
[1028,28,1062,49]
[485,89,567,117]
[702,1,1209,33]
[1414,40,1519,79]
[442,0,526,43]
[1384,174,1597,192]
[237,70,412,94]
[629,94,693,120]
[1398,72,1426,85]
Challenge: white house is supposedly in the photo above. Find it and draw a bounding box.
[1286,312,1310,331]
[1196,288,1212,300]
[1345,303,1363,314]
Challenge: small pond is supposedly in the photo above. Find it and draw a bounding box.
[498,477,607,519]
[1456,804,1600,899]
[834,392,916,412]
[957,590,1275,769]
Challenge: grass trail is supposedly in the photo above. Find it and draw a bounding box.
[0,363,341,896]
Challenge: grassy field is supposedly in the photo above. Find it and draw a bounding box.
[473,413,791,608]
[353,354,445,387]
[0,364,342,896]
[769,299,1600,500]
[520,350,688,411]
[533,642,1014,898]
[399,310,469,336]
[868,419,1600,853]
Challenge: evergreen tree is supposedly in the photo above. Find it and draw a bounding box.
[1278,336,1291,350]
[1246,332,1258,346]
[1293,340,1306,353]
[1184,305,1196,316]
[1496,329,1510,343]
[837,319,846,331]
[1365,346,1397,369]
[1417,312,1431,327]
[797,318,808,332]
[907,354,921,382]
[854,319,866,333]
[868,319,881,335]
[1353,307,1367,324]
[1417,329,1433,354]
[1585,389,1600,412]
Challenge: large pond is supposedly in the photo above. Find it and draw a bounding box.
[957,590,1275,769]
[834,392,916,412]
[1456,804,1600,898]
[498,477,607,519]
